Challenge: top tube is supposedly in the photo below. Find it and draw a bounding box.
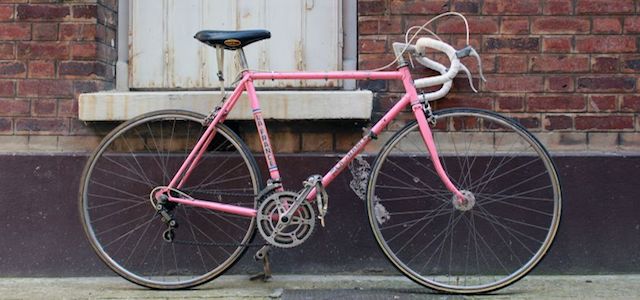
[248,70,404,81]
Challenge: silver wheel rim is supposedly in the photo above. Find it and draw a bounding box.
[80,111,260,289]
[367,109,561,293]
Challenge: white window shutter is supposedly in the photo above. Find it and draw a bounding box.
[130,0,343,89]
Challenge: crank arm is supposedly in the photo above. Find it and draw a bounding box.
[278,175,323,226]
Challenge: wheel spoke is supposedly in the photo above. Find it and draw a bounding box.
[80,112,259,289]
[367,109,560,293]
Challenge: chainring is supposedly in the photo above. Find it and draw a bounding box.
[256,191,315,248]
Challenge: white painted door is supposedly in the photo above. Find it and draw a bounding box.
[130,0,343,89]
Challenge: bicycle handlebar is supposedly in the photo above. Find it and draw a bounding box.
[392,37,485,102]
[413,38,460,87]
[413,38,461,89]
[414,55,454,102]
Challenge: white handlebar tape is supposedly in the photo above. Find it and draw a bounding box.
[413,56,452,102]
[414,56,447,74]
[415,37,456,57]
[414,37,460,89]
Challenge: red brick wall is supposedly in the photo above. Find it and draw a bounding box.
[359,0,640,151]
[1,1,637,153]
[0,0,116,151]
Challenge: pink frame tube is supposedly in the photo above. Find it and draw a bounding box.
[168,76,250,189]
[245,77,282,181]
[168,196,256,218]
[412,104,464,200]
[250,71,402,81]
[165,67,463,214]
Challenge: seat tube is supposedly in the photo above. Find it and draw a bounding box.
[244,78,282,182]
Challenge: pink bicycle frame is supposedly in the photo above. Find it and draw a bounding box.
[164,66,464,218]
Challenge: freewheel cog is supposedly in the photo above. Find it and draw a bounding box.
[256,191,315,248]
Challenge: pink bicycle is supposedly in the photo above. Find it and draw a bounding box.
[79,14,561,294]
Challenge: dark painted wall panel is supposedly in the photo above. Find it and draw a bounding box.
[0,154,638,276]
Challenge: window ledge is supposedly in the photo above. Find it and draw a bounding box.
[79,90,373,121]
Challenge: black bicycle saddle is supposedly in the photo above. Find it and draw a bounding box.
[194,29,271,50]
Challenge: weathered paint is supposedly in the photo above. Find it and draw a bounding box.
[130,0,342,89]
[78,90,373,121]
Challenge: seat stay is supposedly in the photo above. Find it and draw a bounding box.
[170,75,250,190]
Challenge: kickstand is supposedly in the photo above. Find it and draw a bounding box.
[250,245,272,282]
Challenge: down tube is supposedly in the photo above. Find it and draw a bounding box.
[307,94,413,200]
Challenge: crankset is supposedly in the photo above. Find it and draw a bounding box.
[256,191,316,248]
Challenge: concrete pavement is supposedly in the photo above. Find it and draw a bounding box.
[0,275,639,299]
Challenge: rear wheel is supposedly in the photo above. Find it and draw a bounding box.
[79,110,261,289]
[367,108,561,294]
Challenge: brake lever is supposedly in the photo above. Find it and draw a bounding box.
[459,63,478,93]
[469,47,487,83]
[455,46,487,93]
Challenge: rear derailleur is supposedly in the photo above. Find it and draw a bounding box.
[154,194,178,242]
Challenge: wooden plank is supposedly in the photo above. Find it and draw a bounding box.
[166,0,202,88]
[130,0,343,89]
[129,0,165,88]
[303,0,342,87]
[202,0,234,88]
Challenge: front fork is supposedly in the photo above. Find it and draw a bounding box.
[395,64,465,203]
[412,102,465,202]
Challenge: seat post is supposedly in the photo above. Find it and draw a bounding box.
[215,45,226,98]
[237,48,249,70]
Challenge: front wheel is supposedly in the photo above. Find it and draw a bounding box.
[367,108,561,294]
[79,110,261,289]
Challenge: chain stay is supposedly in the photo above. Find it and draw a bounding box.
[158,178,324,248]
[181,187,257,198]
[161,183,284,248]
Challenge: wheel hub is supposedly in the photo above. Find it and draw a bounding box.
[452,190,476,211]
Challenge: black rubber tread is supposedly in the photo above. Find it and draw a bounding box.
[79,110,262,289]
[365,107,562,294]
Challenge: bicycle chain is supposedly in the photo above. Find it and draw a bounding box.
[180,187,257,198]
[171,239,267,248]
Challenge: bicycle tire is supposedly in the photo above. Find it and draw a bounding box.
[79,110,262,289]
[366,108,561,294]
